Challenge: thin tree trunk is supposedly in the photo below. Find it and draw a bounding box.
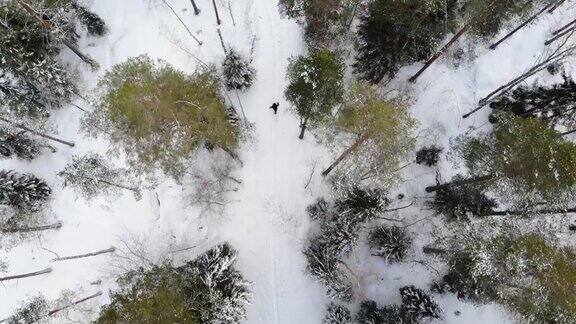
[52,247,115,262]
[486,206,576,216]
[227,1,236,26]
[409,21,473,82]
[422,246,448,255]
[560,128,576,136]
[1,222,62,233]
[47,291,102,316]
[235,90,248,123]
[551,17,576,36]
[217,28,227,53]
[0,267,52,282]
[298,118,308,139]
[545,25,576,45]
[222,146,243,166]
[18,1,98,69]
[212,0,221,25]
[97,178,139,192]
[160,0,202,45]
[0,116,75,147]
[321,133,371,177]
[490,2,556,50]
[548,0,566,13]
[425,174,494,193]
[190,0,200,15]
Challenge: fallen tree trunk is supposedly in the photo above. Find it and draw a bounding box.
[0,267,52,282]
[1,222,62,233]
[52,247,115,262]
[47,291,102,316]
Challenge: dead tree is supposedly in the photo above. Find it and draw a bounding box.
[190,0,200,15]
[548,0,567,13]
[212,0,221,25]
[160,0,202,45]
[0,267,52,282]
[0,116,75,147]
[551,17,576,36]
[425,175,494,193]
[46,291,102,316]
[51,247,115,262]
[227,1,235,25]
[1,222,62,233]
[490,1,558,50]
[408,21,473,82]
[18,1,99,69]
[545,24,576,45]
[463,39,576,118]
[486,206,576,216]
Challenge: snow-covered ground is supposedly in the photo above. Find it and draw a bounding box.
[2,0,576,323]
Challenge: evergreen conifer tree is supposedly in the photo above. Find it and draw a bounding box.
[399,285,441,320]
[222,48,256,91]
[0,130,41,161]
[334,186,389,221]
[84,55,238,181]
[323,302,352,324]
[58,152,140,200]
[416,145,442,167]
[368,226,412,262]
[6,295,49,324]
[285,49,344,139]
[0,170,51,211]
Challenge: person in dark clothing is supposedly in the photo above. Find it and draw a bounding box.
[269,102,279,114]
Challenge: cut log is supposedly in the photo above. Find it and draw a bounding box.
[1,222,62,233]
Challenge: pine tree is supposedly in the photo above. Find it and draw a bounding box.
[83,55,238,181]
[489,75,576,130]
[58,152,140,200]
[0,170,51,211]
[323,302,351,324]
[285,49,344,139]
[415,145,442,167]
[368,226,412,263]
[0,129,41,161]
[222,48,256,91]
[430,115,576,209]
[354,0,457,83]
[356,301,407,324]
[70,1,107,36]
[399,285,441,320]
[321,82,416,180]
[98,243,251,324]
[429,174,498,221]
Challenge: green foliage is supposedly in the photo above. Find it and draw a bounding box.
[336,82,416,184]
[97,243,251,324]
[464,0,543,38]
[454,115,576,204]
[435,231,576,323]
[279,0,358,48]
[6,295,49,324]
[285,49,344,130]
[354,0,457,83]
[85,55,237,180]
[97,265,199,324]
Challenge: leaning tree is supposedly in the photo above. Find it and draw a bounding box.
[83,55,238,181]
[58,152,140,200]
[427,115,576,211]
[321,82,416,187]
[285,49,344,139]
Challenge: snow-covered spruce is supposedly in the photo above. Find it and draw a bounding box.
[0,129,41,161]
[306,197,330,223]
[368,225,412,263]
[0,170,51,211]
[97,242,251,324]
[303,238,353,301]
[429,175,498,221]
[58,152,140,200]
[415,145,442,167]
[222,48,256,91]
[323,302,351,324]
[5,294,49,324]
[186,242,252,323]
[70,1,108,36]
[335,186,388,222]
[356,300,407,324]
[399,285,441,320]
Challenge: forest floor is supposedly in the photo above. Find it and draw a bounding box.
[2,0,576,323]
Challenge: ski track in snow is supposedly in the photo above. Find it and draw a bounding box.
[2,0,576,323]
